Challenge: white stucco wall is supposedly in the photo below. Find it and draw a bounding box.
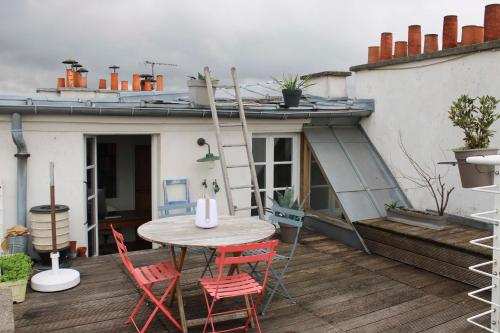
[0,114,305,248]
[353,49,500,217]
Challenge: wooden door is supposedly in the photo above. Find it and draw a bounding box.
[135,145,151,217]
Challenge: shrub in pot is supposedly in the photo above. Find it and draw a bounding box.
[271,188,307,244]
[390,138,455,229]
[0,253,32,303]
[273,74,314,108]
[187,72,219,106]
[448,95,500,188]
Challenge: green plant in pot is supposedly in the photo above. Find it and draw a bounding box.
[448,95,500,188]
[270,188,307,243]
[273,74,314,108]
[187,72,219,106]
[0,253,32,303]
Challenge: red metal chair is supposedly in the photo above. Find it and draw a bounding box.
[199,240,279,333]
[111,225,182,333]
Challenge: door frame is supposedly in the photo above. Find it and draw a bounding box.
[84,135,99,256]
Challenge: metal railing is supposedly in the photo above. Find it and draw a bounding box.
[468,174,500,332]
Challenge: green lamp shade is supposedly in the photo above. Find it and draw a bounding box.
[197,153,220,162]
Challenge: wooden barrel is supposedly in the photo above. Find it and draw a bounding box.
[30,205,70,252]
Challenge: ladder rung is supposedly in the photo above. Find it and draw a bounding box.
[223,143,246,147]
[227,164,249,168]
[235,206,257,211]
[219,123,242,127]
[230,185,254,190]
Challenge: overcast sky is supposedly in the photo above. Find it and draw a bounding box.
[0,0,491,95]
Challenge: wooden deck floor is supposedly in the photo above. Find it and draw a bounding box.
[14,231,489,332]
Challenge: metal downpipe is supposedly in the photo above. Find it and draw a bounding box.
[11,113,29,227]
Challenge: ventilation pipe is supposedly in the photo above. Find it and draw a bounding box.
[11,113,29,227]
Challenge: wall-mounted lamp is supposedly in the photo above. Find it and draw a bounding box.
[197,138,220,163]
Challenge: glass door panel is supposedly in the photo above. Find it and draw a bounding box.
[85,136,98,256]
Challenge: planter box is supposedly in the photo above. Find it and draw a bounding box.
[187,79,219,106]
[386,208,447,230]
[453,148,498,188]
[0,279,28,303]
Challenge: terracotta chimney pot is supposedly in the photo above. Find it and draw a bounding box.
[367,46,380,64]
[156,75,164,91]
[442,15,458,49]
[408,25,422,55]
[424,34,439,53]
[121,80,128,91]
[394,41,408,58]
[80,76,87,89]
[57,78,65,88]
[485,4,500,41]
[380,32,393,60]
[74,71,81,88]
[110,72,119,90]
[462,25,485,46]
[66,69,75,88]
[98,79,107,90]
[143,80,153,91]
[132,74,141,91]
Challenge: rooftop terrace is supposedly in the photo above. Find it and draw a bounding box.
[14,231,487,333]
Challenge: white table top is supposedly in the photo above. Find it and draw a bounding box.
[137,215,276,248]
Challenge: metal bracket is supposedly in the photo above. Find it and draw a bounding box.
[470,211,500,226]
[469,260,499,279]
[468,309,499,333]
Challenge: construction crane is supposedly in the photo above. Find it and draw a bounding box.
[144,61,178,77]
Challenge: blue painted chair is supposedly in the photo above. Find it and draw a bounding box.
[158,178,215,278]
[246,203,304,315]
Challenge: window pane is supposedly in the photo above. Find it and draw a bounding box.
[311,159,327,186]
[273,189,285,202]
[252,138,266,163]
[274,138,292,162]
[86,169,95,197]
[87,199,95,226]
[274,164,292,188]
[256,165,266,189]
[310,187,329,210]
[251,191,266,216]
[86,138,94,166]
[87,229,95,257]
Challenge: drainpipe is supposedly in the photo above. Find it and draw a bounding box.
[11,113,30,227]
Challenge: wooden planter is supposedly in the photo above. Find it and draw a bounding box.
[0,279,28,303]
[386,208,447,230]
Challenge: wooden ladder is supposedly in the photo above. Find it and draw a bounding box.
[204,66,265,219]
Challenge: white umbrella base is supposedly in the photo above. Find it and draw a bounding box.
[31,268,80,292]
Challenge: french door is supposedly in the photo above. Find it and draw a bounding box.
[251,134,299,216]
[85,136,98,256]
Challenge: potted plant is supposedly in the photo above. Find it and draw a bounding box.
[273,74,314,108]
[388,138,455,229]
[187,72,219,106]
[449,95,500,188]
[271,188,307,243]
[0,253,32,303]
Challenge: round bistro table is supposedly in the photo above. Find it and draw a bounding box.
[137,215,276,332]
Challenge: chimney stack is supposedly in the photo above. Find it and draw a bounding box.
[442,15,458,49]
[109,65,120,90]
[485,4,500,41]
[132,74,141,91]
[121,80,128,91]
[62,59,78,88]
[462,25,484,46]
[380,32,393,60]
[367,46,380,63]
[394,41,408,58]
[98,79,107,90]
[156,75,164,91]
[424,34,439,53]
[57,78,65,88]
[143,80,153,91]
[408,25,422,55]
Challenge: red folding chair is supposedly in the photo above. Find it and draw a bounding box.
[111,225,182,333]
[199,240,279,333]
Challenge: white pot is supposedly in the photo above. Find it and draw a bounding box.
[187,79,219,106]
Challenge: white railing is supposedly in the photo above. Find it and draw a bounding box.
[467,156,500,333]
